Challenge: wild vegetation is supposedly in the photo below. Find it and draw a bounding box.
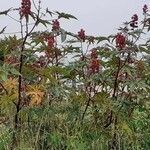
[0,1,150,150]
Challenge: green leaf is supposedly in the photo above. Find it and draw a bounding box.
[95,36,109,44]
[139,46,150,54]
[0,72,8,81]
[46,8,55,17]
[37,18,50,27]
[55,11,78,20]
[9,67,21,76]
[0,8,11,15]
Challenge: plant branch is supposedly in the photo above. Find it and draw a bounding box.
[112,57,121,98]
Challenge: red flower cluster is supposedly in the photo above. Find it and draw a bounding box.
[89,49,100,74]
[43,36,55,58]
[115,33,126,49]
[130,14,138,29]
[52,20,60,31]
[90,48,98,59]
[78,29,86,42]
[143,4,148,14]
[20,0,31,19]
[47,36,55,49]
[90,59,100,74]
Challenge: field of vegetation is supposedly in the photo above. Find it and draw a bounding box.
[0,1,150,150]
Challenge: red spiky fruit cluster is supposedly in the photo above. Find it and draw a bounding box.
[47,36,55,49]
[78,29,86,42]
[89,49,100,74]
[130,14,138,29]
[143,4,148,14]
[20,0,31,20]
[52,20,60,31]
[115,33,126,49]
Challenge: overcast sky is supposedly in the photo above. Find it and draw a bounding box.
[0,0,150,36]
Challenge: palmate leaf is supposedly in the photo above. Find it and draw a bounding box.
[0,72,8,81]
[3,78,18,91]
[26,84,45,106]
[39,67,60,83]
[138,46,150,54]
[46,8,55,17]
[95,36,110,44]
[0,94,17,107]
[9,67,21,76]
[0,64,21,81]
[0,65,9,81]
[55,11,78,20]
[0,8,11,15]
[37,18,50,27]
[0,78,18,108]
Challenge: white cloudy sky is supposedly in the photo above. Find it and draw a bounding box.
[0,0,149,36]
